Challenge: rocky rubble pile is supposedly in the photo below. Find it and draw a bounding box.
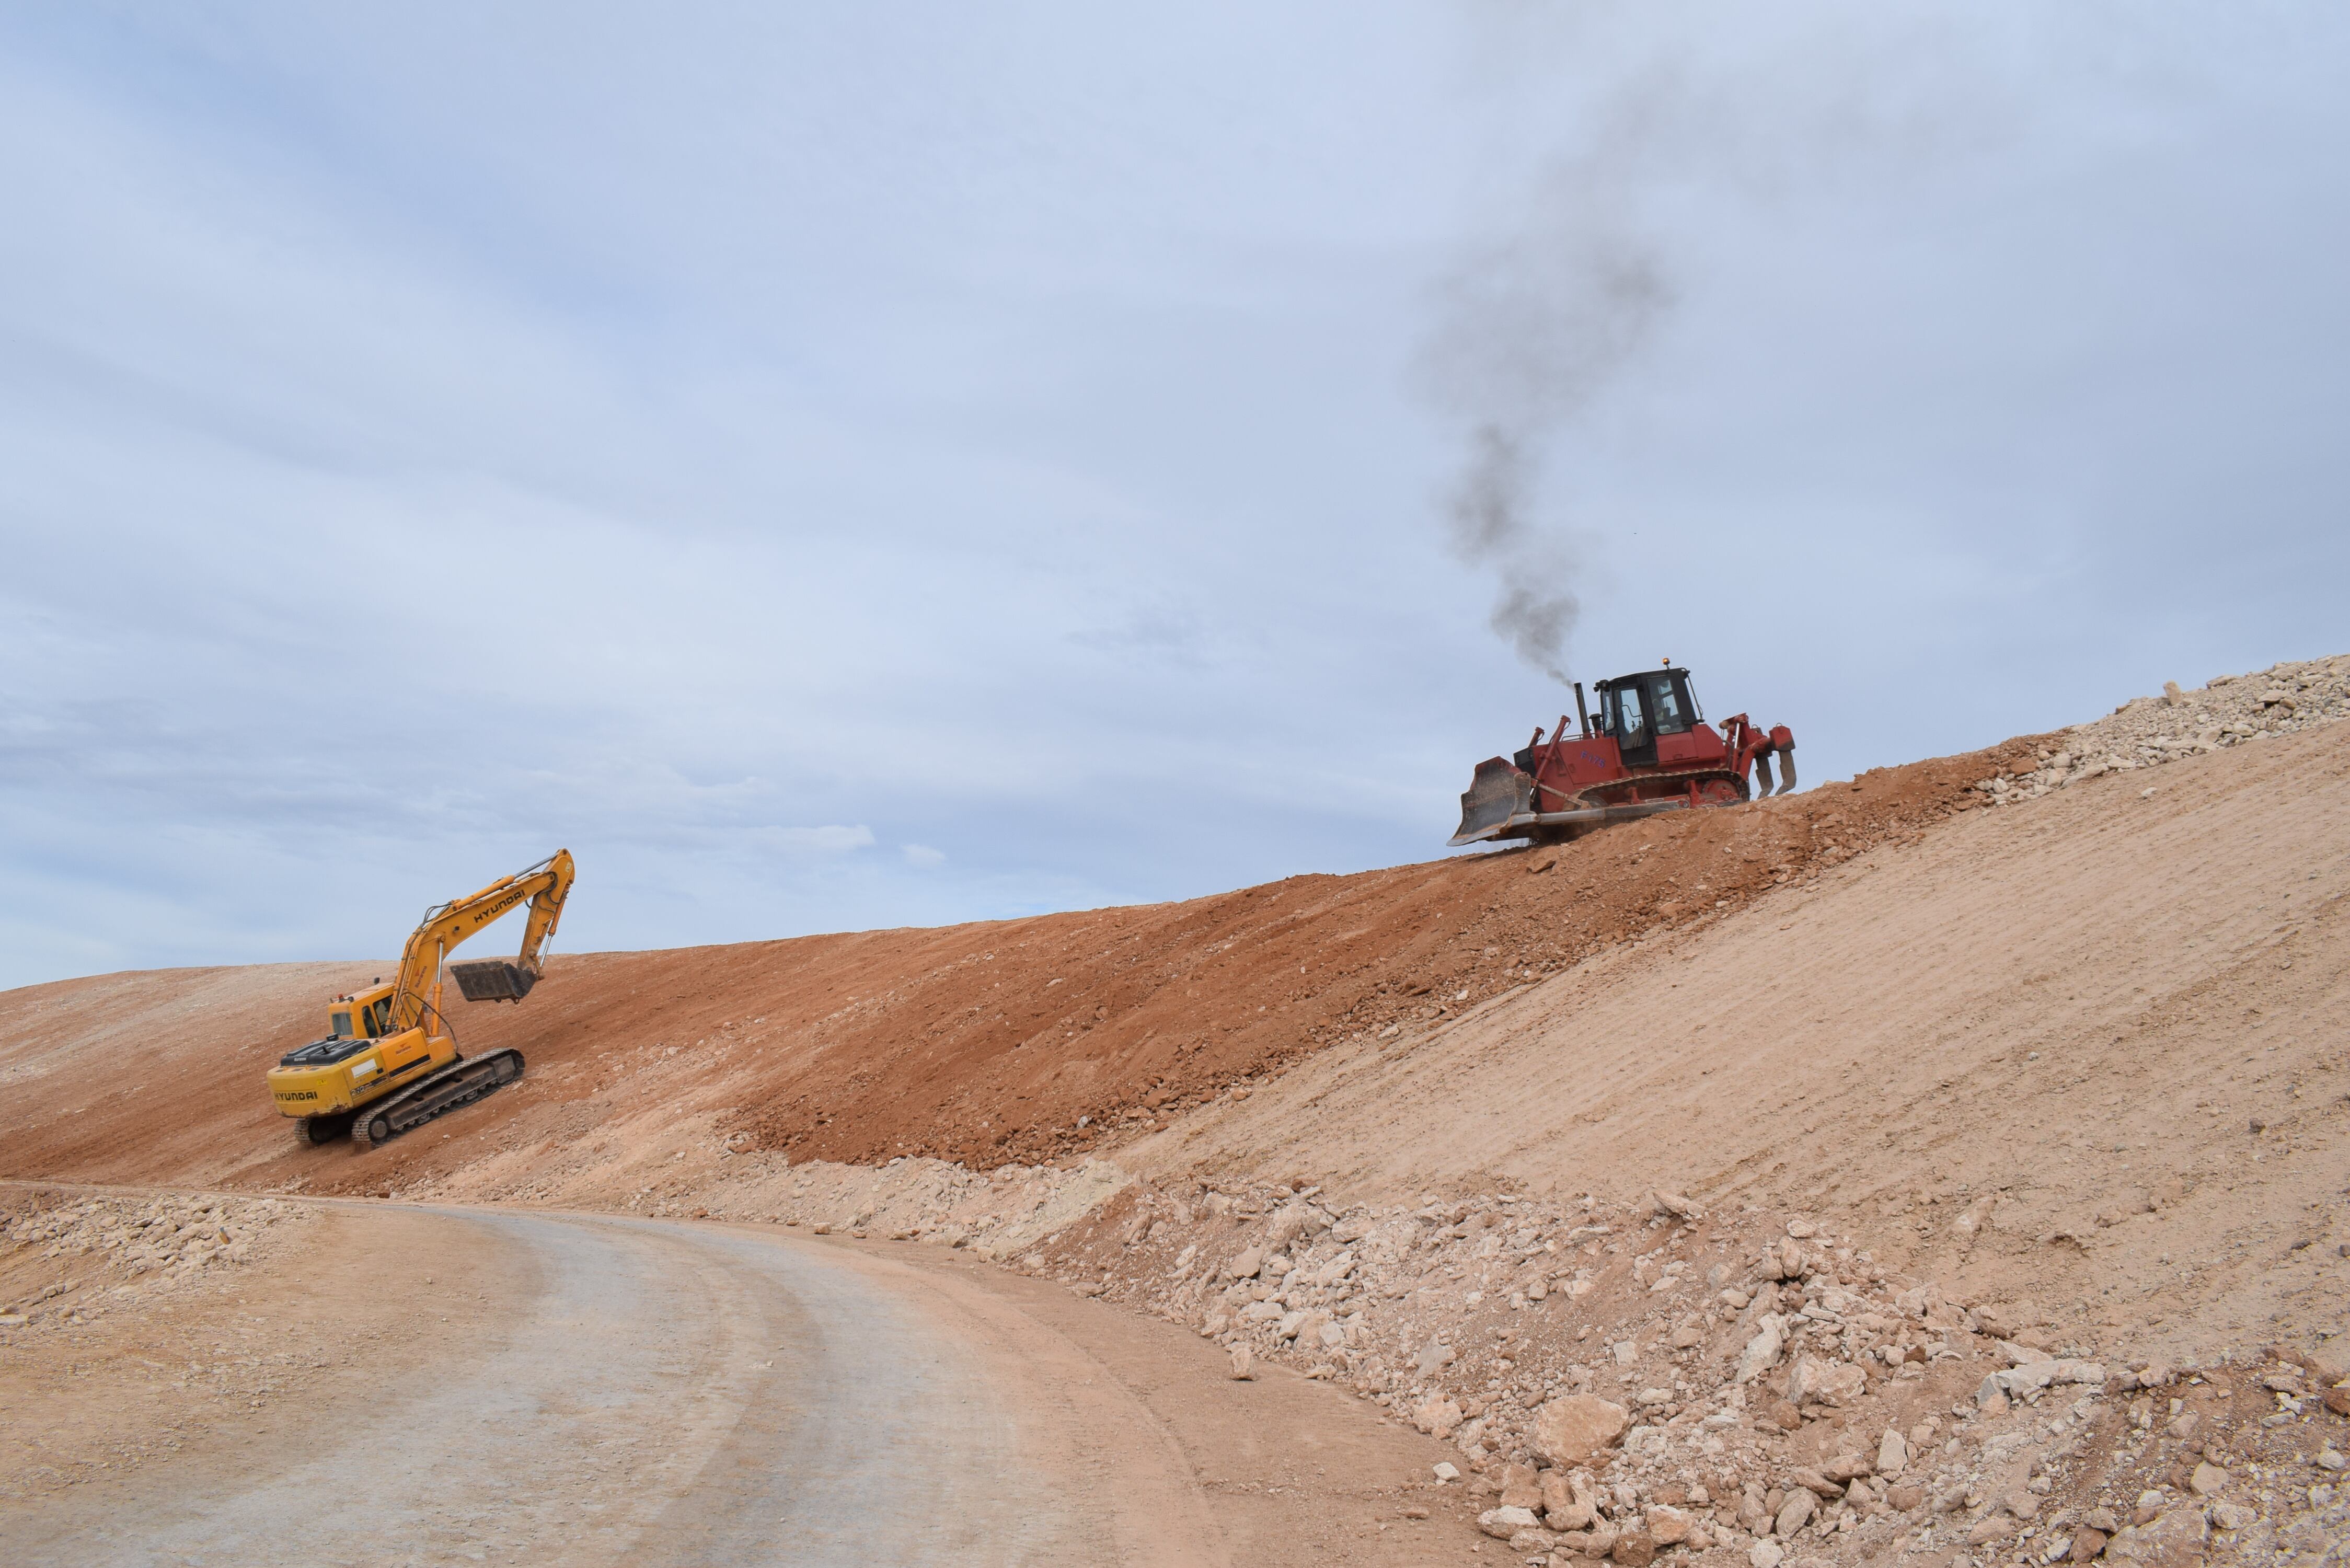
[1972,655,2348,807]
[0,1190,310,1330]
[1009,1182,2350,1568]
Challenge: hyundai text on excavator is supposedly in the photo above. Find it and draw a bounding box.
[1450,663,1796,847]
[266,850,575,1149]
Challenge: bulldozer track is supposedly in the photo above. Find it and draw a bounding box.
[1554,764,1749,811]
[350,1049,525,1150]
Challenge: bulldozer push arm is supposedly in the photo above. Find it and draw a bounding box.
[265,850,574,1146]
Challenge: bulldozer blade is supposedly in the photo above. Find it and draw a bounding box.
[1449,758,1533,846]
[1774,745,1798,795]
[449,959,537,1004]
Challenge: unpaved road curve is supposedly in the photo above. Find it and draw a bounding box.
[6,1204,1236,1567]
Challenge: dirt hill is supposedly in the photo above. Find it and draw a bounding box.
[9,659,2350,1567]
[2,658,2345,1368]
[0,725,2026,1191]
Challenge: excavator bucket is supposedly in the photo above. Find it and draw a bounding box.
[1449,758,1533,847]
[449,959,537,1004]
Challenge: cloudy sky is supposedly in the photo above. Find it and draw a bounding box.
[4,3,2345,988]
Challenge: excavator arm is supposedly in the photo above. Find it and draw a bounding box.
[387,849,577,1033]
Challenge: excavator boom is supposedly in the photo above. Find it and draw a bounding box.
[387,850,575,1031]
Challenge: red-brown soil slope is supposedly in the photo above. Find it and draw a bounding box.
[0,734,2028,1194]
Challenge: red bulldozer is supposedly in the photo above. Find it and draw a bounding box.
[1449,662,1796,847]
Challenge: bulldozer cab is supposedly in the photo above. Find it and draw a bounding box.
[1599,668,1697,769]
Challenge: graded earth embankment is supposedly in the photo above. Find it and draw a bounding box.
[0,727,2029,1193]
[9,662,2350,1565]
[2,664,2345,1367]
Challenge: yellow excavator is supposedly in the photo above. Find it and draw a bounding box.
[267,850,575,1149]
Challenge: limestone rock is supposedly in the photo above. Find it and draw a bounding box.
[1531,1394,1631,1468]
[1497,1464,1542,1512]
[1978,1358,2105,1406]
[1263,1204,1311,1250]
[1876,1427,1908,1477]
[1736,1316,1787,1383]
[1479,1506,1540,1539]
[1748,1541,1784,1568]
[1226,1346,1255,1380]
[2070,1527,2109,1561]
[2103,1506,2208,1567]
[1788,1467,1843,1499]
[1969,1515,2022,1544]
[1775,1489,1815,1537]
[1652,1190,1703,1220]
[1545,1488,1597,1530]
[1787,1354,1867,1407]
[1821,1451,1874,1483]
[1414,1396,1465,1440]
[1646,1505,1692,1544]
[2188,1461,2228,1496]
[1612,1529,1657,1565]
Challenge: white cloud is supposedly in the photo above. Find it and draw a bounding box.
[751,825,876,855]
[902,844,947,869]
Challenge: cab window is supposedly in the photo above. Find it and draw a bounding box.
[330,1009,353,1039]
[1650,675,1692,735]
[1614,684,1649,749]
[362,999,393,1037]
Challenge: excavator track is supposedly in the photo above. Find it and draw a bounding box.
[351,1048,525,1149]
[297,1111,355,1147]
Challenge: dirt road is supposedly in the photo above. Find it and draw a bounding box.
[1,1194,1478,1567]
